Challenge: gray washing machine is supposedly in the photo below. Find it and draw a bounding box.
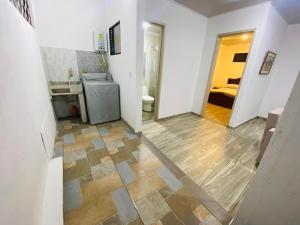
[82,73,120,124]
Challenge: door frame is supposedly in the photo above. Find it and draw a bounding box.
[201,29,256,127]
[143,22,165,121]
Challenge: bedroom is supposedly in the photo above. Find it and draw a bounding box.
[204,32,254,126]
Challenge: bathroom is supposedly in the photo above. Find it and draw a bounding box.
[142,22,163,122]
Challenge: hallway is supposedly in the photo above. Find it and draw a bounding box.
[142,113,265,213]
[57,120,226,225]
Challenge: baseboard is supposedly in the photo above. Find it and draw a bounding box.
[121,117,142,136]
[155,112,197,122]
[229,116,265,129]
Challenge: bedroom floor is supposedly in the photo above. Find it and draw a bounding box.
[142,113,265,215]
[204,103,232,126]
[56,120,227,225]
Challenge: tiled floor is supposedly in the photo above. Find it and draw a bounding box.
[142,113,265,214]
[56,120,226,225]
[142,111,154,122]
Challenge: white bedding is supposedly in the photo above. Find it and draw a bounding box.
[210,87,237,97]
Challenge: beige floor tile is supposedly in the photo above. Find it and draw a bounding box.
[87,149,109,166]
[130,157,162,176]
[135,192,171,225]
[193,205,211,222]
[122,138,142,149]
[91,160,116,180]
[64,132,101,152]
[64,161,76,170]
[81,172,123,204]
[64,159,91,181]
[111,150,136,164]
[102,127,126,143]
[64,193,116,225]
[128,218,144,225]
[107,148,119,155]
[127,172,165,201]
[166,187,201,219]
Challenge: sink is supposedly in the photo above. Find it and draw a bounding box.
[48,80,83,96]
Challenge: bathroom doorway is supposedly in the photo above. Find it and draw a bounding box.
[142,22,164,122]
[202,31,254,126]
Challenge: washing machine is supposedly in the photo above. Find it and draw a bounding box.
[82,73,120,124]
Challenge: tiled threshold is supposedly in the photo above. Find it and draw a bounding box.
[57,120,232,225]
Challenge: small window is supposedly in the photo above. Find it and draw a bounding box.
[10,0,33,25]
[109,21,121,55]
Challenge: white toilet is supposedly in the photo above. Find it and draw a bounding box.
[142,86,155,112]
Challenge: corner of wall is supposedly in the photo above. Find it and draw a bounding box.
[134,0,145,133]
[191,17,208,115]
[257,3,288,118]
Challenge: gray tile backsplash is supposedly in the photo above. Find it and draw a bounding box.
[76,50,106,75]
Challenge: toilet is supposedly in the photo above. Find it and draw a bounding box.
[142,86,155,112]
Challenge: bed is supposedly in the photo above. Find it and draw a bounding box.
[208,78,240,109]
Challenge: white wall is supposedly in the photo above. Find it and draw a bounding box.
[259,24,300,117]
[33,0,142,131]
[232,72,300,225]
[192,2,287,127]
[212,42,251,87]
[100,0,141,131]
[33,0,104,51]
[144,30,161,98]
[0,1,56,224]
[143,0,207,119]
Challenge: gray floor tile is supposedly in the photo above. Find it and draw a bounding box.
[93,139,106,150]
[64,149,87,163]
[116,161,136,185]
[54,146,63,158]
[99,127,110,136]
[127,132,137,140]
[156,166,183,192]
[112,187,139,225]
[64,134,75,144]
[63,179,82,212]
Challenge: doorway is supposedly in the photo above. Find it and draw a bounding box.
[142,22,163,122]
[203,31,254,126]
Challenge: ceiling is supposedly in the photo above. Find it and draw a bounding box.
[173,0,300,24]
[273,0,300,24]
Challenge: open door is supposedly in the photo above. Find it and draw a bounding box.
[142,22,164,123]
[203,31,254,126]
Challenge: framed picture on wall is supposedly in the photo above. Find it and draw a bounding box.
[259,51,276,75]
